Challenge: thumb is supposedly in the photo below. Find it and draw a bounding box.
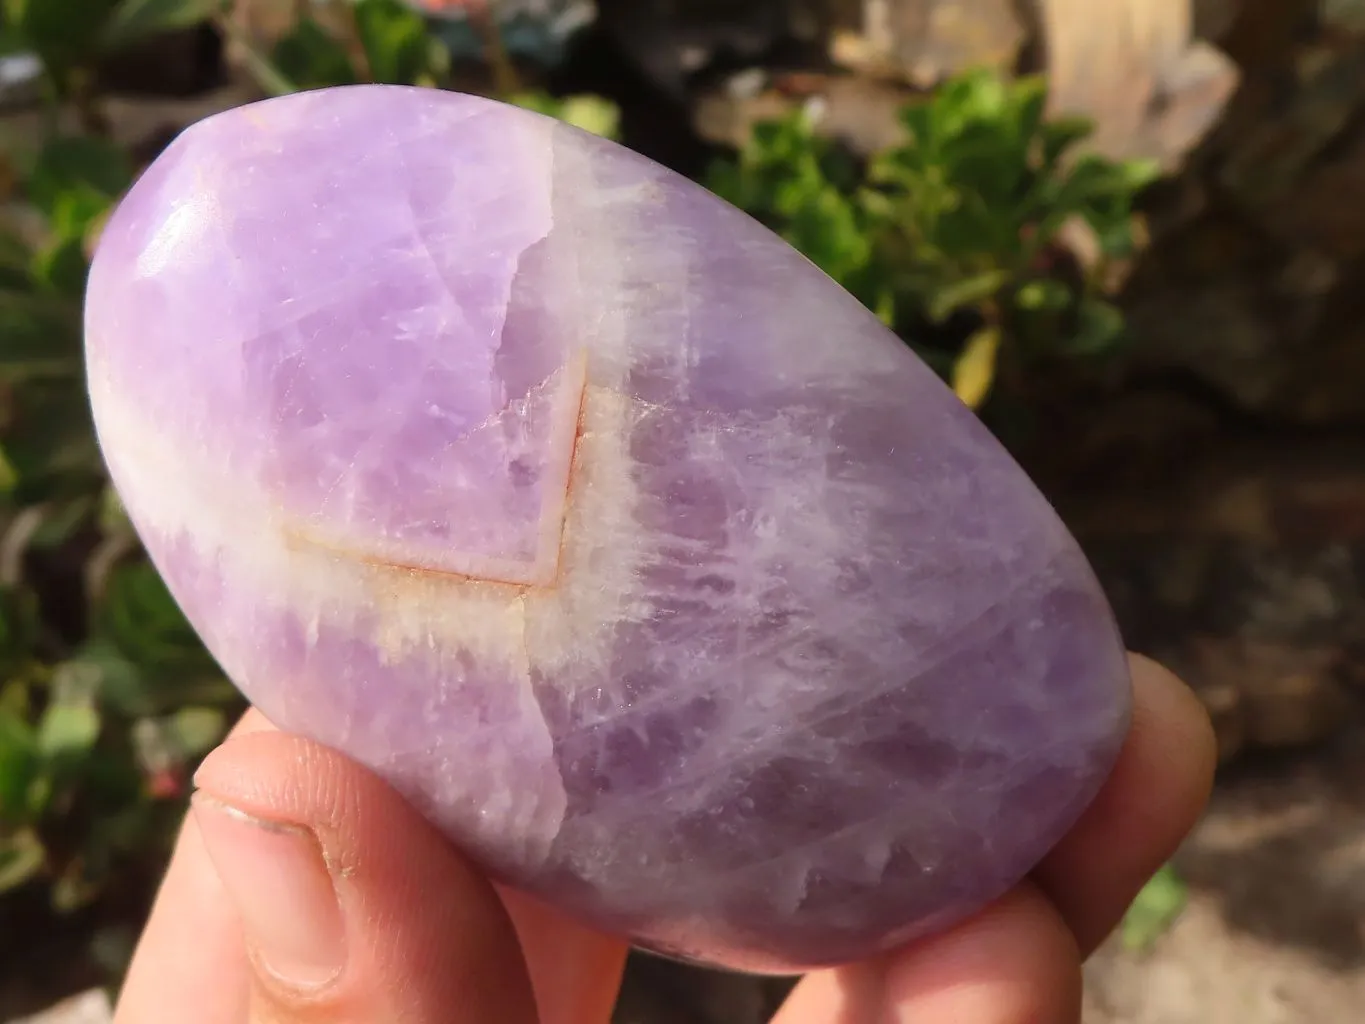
[188,724,540,1024]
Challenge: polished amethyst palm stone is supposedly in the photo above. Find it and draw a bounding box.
[84,84,1131,973]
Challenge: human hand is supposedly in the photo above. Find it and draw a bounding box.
[113,653,1214,1024]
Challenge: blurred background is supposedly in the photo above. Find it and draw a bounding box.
[0,1,1362,1021]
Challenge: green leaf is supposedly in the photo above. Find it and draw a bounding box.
[0,376,104,505]
[1009,74,1050,145]
[557,95,620,139]
[0,4,30,56]
[102,0,222,51]
[30,235,91,298]
[931,195,1003,263]
[98,484,133,538]
[353,0,434,85]
[96,560,215,680]
[1084,213,1136,258]
[1063,297,1128,356]
[871,286,896,327]
[704,157,748,210]
[26,135,132,230]
[1014,278,1073,313]
[511,92,620,140]
[0,445,17,494]
[1039,115,1095,168]
[28,494,98,549]
[951,325,1001,410]
[36,691,101,763]
[896,98,936,152]
[0,826,45,892]
[1122,864,1188,951]
[704,105,875,291]
[0,585,41,671]
[926,269,1011,322]
[0,704,40,822]
[64,640,147,716]
[1115,158,1162,193]
[271,18,357,90]
[1054,156,1152,215]
[0,230,36,291]
[10,0,121,72]
[931,68,1009,143]
[164,705,226,757]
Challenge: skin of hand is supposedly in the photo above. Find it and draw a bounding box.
[113,653,1215,1024]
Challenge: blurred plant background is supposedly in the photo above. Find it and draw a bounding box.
[1,1,1363,1022]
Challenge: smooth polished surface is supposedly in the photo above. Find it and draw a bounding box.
[85,85,1131,973]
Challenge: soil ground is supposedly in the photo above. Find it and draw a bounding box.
[1082,723,1365,1024]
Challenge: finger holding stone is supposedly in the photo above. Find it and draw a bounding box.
[190,727,541,1024]
[771,884,1082,1024]
[114,710,278,1024]
[496,884,630,1024]
[1032,653,1217,955]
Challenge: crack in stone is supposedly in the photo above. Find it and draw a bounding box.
[281,349,589,590]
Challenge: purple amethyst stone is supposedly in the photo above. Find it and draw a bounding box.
[84,84,1131,973]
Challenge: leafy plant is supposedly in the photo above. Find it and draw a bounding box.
[0,133,241,914]
[227,0,620,139]
[707,106,880,312]
[706,69,1160,410]
[508,90,621,140]
[1,0,225,132]
[247,0,453,92]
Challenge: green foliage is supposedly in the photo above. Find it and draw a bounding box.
[0,133,241,911]
[706,69,1160,409]
[1122,863,1189,951]
[246,0,452,92]
[707,109,877,310]
[352,0,445,86]
[102,0,224,49]
[268,16,361,90]
[2,0,223,102]
[508,91,621,140]
[242,0,620,140]
[3,0,120,75]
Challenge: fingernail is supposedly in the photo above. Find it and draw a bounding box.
[192,792,346,990]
